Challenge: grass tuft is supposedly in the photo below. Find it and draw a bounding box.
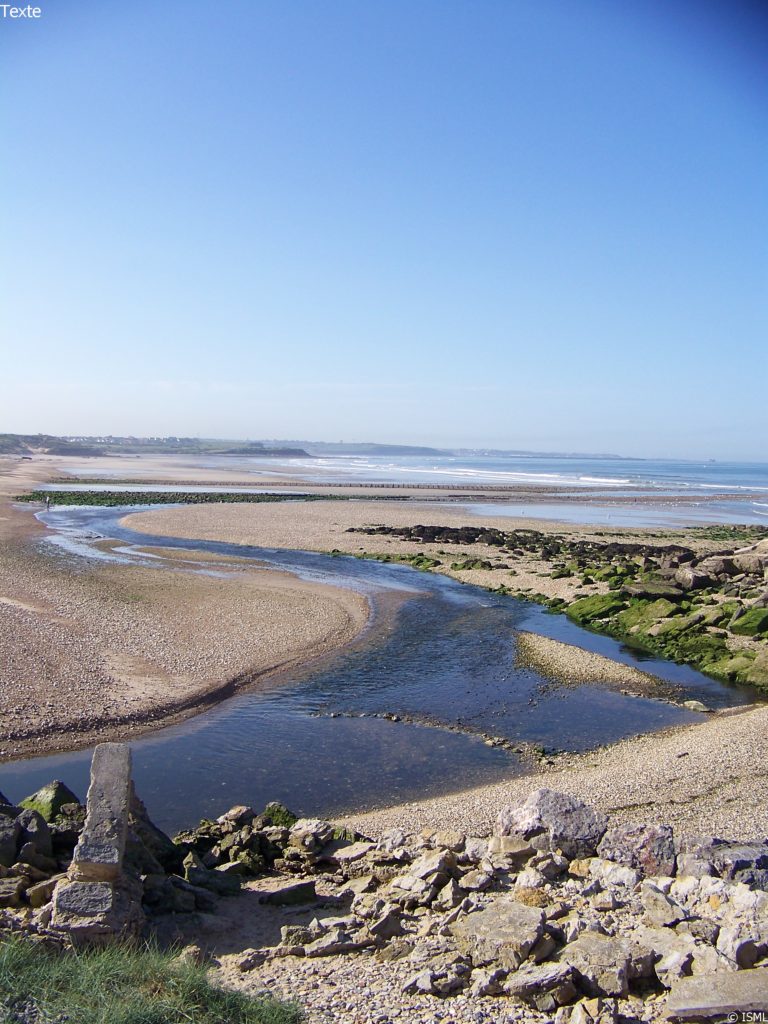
[0,938,301,1024]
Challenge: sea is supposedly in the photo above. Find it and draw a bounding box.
[66,452,768,527]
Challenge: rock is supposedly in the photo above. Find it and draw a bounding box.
[0,817,20,868]
[462,837,488,863]
[698,555,738,577]
[181,849,240,895]
[70,743,132,884]
[622,582,683,600]
[17,841,58,873]
[598,823,677,878]
[304,927,372,957]
[641,882,687,927]
[589,858,639,888]
[487,835,536,866]
[429,829,465,852]
[681,700,711,713]
[674,566,713,590]
[470,967,508,996]
[666,968,768,1019]
[497,789,607,859]
[0,790,10,807]
[676,836,768,888]
[558,932,630,998]
[730,608,768,636]
[287,818,334,853]
[633,926,697,988]
[16,809,53,859]
[234,947,269,971]
[402,969,439,995]
[459,869,492,892]
[19,781,81,822]
[259,879,316,906]
[504,961,579,1011]
[716,921,766,969]
[26,874,65,908]
[321,840,374,866]
[0,876,28,908]
[433,878,464,910]
[50,804,86,856]
[556,996,618,1024]
[451,897,545,969]
[128,791,181,873]
[409,848,457,880]
[368,906,404,940]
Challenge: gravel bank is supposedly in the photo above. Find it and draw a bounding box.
[515,632,677,699]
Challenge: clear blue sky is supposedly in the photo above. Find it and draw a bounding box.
[2,1,766,459]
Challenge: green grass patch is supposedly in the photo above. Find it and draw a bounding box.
[0,938,300,1024]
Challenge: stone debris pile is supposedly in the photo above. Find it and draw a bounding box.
[221,788,768,1021]
[3,749,768,1021]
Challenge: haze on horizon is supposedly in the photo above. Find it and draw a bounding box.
[1,1,766,462]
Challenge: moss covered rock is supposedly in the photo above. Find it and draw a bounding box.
[746,652,768,688]
[566,593,627,626]
[706,654,757,682]
[19,780,81,822]
[616,598,678,634]
[730,608,768,637]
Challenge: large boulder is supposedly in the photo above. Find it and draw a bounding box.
[730,608,768,637]
[497,789,607,859]
[597,823,675,877]
[674,566,713,590]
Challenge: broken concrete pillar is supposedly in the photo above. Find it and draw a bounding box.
[69,742,131,882]
[51,742,143,943]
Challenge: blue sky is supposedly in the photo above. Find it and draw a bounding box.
[1,1,766,459]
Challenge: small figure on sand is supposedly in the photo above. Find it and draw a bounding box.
[45,495,51,510]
